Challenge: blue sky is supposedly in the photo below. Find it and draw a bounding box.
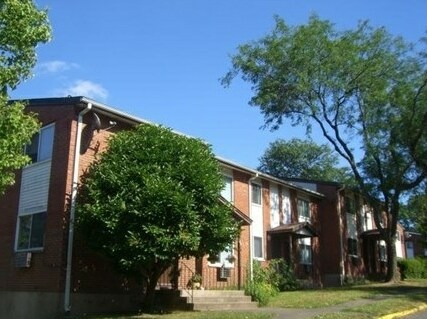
[11,0,427,168]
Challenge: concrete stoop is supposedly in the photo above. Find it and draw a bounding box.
[181,290,258,311]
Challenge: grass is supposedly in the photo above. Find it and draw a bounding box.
[79,279,427,319]
[81,312,273,319]
[270,279,427,309]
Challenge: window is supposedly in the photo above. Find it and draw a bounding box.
[16,211,46,251]
[221,175,233,202]
[348,238,358,257]
[251,183,261,205]
[254,236,263,259]
[379,241,387,261]
[299,238,312,265]
[26,124,55,163]
[208,244,235,268]
[345,196,356,214]
[297,199,310,222]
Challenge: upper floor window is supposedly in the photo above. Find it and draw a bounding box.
[297,199,310,222]
[251,183,262,205]
[26,124,55,163]
[221,175,233,202]
[345,196,356,214]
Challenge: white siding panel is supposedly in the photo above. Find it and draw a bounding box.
[18,161,52,215]
[270,184,280,228]
[282,188,291,224]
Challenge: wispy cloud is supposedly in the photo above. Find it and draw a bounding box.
[37,60,79,74]
[57,80,109,101]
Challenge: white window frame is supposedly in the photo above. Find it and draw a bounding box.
[299,237,312,265]
[221,174,233,203]
[15,211,47,252]
[25,123,55,164]
[297,198,310,222]
[253,236,263,259]
[251,183,262,206]
[208,244,235,268]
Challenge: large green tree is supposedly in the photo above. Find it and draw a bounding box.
[258,138,352,183]
[77,124,240,309]
[222,15,427,281]
[0,0,51,194]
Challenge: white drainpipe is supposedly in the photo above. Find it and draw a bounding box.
[64,103,92,314]
[248,173,258,281]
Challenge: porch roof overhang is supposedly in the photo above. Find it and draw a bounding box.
[361,229,381,238]
[219,196,252,226]
[268,222,318,238]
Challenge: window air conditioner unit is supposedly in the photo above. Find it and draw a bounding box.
[15,252,32,268]
[219,266,231,279]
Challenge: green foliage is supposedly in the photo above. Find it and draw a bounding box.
[0,0,51,92]
[0,97,39,194]
[398,258,427,279]
[245,262,278,306]
[77,124,239,286]
[400,190,427,236]
[0,0,51,193]
[258,138,353,184]
[245,259,298,306]
[268,259,299,291]
[223,14,427,282]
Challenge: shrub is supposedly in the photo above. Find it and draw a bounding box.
[398,258,427,279]
[268,259,299,291]
[245,261,278,306]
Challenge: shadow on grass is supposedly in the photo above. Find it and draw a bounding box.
[354,279,427,302]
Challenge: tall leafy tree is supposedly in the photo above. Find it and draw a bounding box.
[0,0,51,194]
[258,138,352,183]
[77,124,239,309]
[222,15,427,281]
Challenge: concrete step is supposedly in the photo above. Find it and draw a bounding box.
[193,301,258,311]
[180,290,258,311]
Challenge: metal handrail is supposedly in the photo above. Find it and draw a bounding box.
[180,262,195,304]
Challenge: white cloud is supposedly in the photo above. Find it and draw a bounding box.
[38,60,79,73]
[58,80,109,101]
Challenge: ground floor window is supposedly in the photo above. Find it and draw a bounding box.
[254,236,263,259]
[299,237,312,265]
[16,212,46,251]
[348,238,358,257]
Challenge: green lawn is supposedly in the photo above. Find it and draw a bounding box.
[80,279,427,319]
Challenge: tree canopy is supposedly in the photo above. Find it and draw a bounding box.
[258,138,352,183]
[76,124,239,307]
[223,15,427,281]
[0,0,51,195]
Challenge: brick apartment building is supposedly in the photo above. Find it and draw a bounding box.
[288,179,406,285]
[0,96,405,318]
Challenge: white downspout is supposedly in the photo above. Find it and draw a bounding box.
[64,103,92,314]
[248,173,258,281]
[337,185,345,286]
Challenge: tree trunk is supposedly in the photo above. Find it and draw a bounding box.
[385,235,397,282]
[142,277,159,313]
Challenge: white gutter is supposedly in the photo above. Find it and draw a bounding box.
[64,103,92,314]
[248,173,259,281]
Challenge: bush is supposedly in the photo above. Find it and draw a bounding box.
[245,259,299,306]
[245,261,278,306]
[268,259,299,291]
[398,258,427,279]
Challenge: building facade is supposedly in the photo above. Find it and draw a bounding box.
[0,97,324,318]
